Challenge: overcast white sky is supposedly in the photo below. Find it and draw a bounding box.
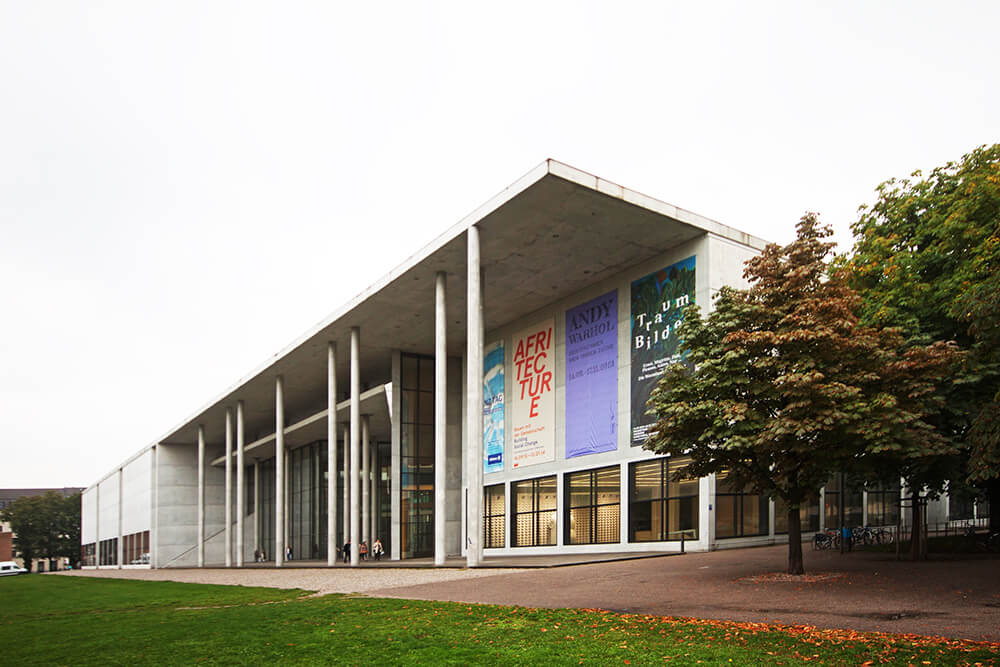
[1,1,997,488]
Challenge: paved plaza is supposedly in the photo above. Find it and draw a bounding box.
[59,545,1000,642]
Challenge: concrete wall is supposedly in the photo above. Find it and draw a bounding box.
[121,449,152,537]
[97,473,119,548]
[155,443,196,567]
[201,451,227,565]
[81,487,97,545]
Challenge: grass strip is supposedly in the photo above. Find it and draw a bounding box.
[2,576,996,665]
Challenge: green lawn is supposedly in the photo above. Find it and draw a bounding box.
[1,575,996,666]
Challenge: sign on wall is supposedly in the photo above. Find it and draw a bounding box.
[511,319,555,467]
[630,255,696,445]
[565,290,618,458]
[483,341,505,473]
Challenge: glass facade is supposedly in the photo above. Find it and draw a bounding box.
[98,537,118,566]
[259,459,275,561]
[374,439,391,554]
[484,484,505,548]
[245,464,255,517]
[824,475,863,529]
[774,495,820,534]
[630,457,699,542]
[866,482,900,526]
[122,530,150,564]
[512,475,557,547]
[566,466,620,545]
[715,470,768,538]
[288,442,328,561]
[81,542,96,567]
[400,354,435,558]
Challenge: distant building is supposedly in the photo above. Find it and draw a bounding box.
[0,487,83,571]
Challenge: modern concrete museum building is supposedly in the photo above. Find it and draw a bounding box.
[83,160,969,570]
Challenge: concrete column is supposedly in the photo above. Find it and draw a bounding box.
[225,407,233,568]
[342,424,350,553]
[253,460,260,558]
[370,442,378,547]
[197,424,205,568]
[151,444,159,569]
[350,327,361,566]
[390,350,401,561]
[117,467,123,569]
[275,375,285,567]
[434,270,447,565]
[236,401,245,567]
[95,484,100,567]
[466,225,483,567]
[327,342,338,566]
[362,414,371,546]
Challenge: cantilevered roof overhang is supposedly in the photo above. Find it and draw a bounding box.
[156,160,768,451]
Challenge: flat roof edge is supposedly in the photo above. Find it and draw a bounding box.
[148,159,768,450]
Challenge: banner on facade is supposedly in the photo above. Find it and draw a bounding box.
[483,340,505,473]
[511,319,555,467]
[565,290,618,458]
[630,256,696,445]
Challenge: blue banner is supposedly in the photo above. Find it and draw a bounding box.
[565,290,618,458]
[483,341,504,473]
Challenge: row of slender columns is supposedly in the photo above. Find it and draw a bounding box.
[192,225,482,569]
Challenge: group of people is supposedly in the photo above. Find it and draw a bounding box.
[251,540,385,564]
[341,538,384,563]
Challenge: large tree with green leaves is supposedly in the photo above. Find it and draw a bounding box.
[0,491,81,571]
[842,143,1000,532]
[644,214,959,574]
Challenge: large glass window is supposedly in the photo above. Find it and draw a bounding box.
[98,537,118,566]
[259,459,276,561]
[375,439,391,555]
[715,470,768,538]
[288,442,327,561]
[566,466,620,545]
[401,354,435,558]
[512,476,557,547]
[774,495,820,534]
[824,475,863,529]
[867,481,900,526]
[81,543,96,567]
[484,484,505,548]
[122,530,150,564]
[245,465,255,517]
[630,457,699,542]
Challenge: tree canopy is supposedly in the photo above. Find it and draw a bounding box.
[0,491,81,570]
[842,144,1000,506]
[644,214,959,574]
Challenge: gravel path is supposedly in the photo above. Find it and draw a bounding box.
[55,566,529,596]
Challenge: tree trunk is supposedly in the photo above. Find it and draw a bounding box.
[988,478,1000,534]
[787,505,804,575]
[909,494,922,561]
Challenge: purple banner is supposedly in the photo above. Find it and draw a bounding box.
[565,290,618,458]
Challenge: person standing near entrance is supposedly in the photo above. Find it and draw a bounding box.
[342,540,351,564]
[372,538,383,561]
[360,541,368,561]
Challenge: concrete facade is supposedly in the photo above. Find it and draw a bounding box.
[79,161,983,569]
